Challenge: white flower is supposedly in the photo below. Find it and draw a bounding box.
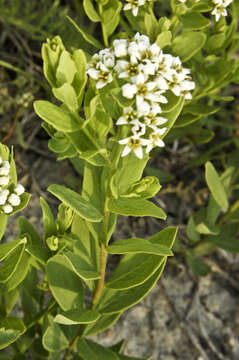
[113,39,128,57]
[3,204,13,214]
[116,107,138,125]
[123,0,145,16]
[180,79,195,99]
[87,63,113,89]
[14,184,25,196]
[144,110,168,130]
[122,83,137,99]
[115,59,140,78]
[119,135,149,159]
[99,48,115,68]
[8,193,20,206]
[0,156,2,165]
[211,5,228,21]
[131,121,146,137]
[146,128,167,152]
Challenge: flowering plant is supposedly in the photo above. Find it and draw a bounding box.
[0,0,239,358]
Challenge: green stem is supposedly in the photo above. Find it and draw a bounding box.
[63,140,122,359]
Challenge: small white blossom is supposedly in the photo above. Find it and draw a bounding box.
[87,63,113,89]
[122,83,137,99]
[119,136,149,159]
[146,128,167,152]
[123,0,145,17]
[116,107,138,125]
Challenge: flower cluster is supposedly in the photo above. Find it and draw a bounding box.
[87,33,195,159]
[0,156,25,214]
[178,0,233,22]
[123,0,154,16]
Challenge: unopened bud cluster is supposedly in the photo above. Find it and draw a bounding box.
[178,0,233,21]
[87,33,195,159]
[0,157,25,214]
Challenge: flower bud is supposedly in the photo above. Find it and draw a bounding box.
[0,176,9,186]
[0,189,9,205]
[3,204,13,214]
[8,193,21,206]
[14,184,25,196]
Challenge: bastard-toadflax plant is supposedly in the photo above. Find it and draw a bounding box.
[0,0,239,358]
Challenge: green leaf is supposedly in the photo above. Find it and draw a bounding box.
[186,215,200,244]
[0,213,7,242]
[156,31,172,48]
[183,103,220,116]
[55,50,77,86]
[34,100,81,133]
[89,95,112,138]
[18,216,50,265]
[179,12,210,30]
[0,238,25,261]
[171,32,207,61]
[207,224,239,253]
[0,253,30,293]
[78,339,120,360]
[83,313,121,336]
[205,161,228,210]
[0,317,26,350]
[42,321,69,352]
[54,309,100,325]
[40,198,57,241]
[206,33,226,54]
[110,152,149,198]
[4,288,19,315]
[102,0,122,37]
[106,227,177,290]
[121,176,161,199]
[48,184,103,222]
[144,12,159,41]
[161,96,184,138]
[53,84,78,111]
[97,260,166,314]
[196,222,219,235]
[47,255,84,311]
[107,238,172,256]
[72,49,88,105]
[0,244,25,283]
[186,251,211,277]
[83,0,101,22]
[108,198,166,219]
[81,164,115,244]
[175,113,200,128]
[67,16,103,49]
[63,252,100,280]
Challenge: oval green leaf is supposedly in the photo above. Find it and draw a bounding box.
[48,184,103,222]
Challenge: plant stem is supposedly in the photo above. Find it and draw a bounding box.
[63,328,83,360]
[92,241,108,307]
